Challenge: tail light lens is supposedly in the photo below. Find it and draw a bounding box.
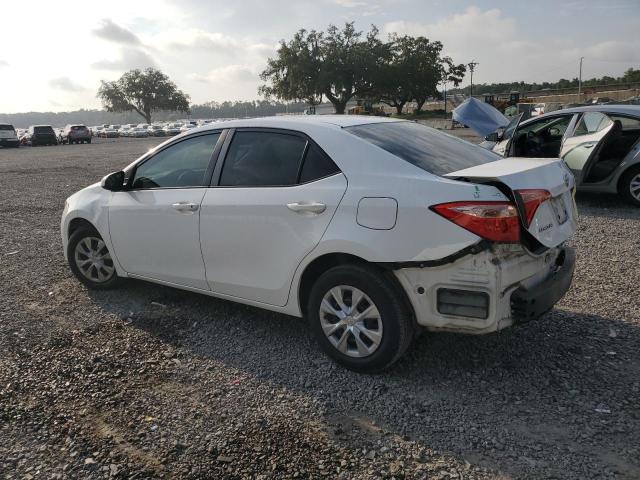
[516,189,551,226]
[431,201,520,243]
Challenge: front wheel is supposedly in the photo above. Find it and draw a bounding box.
[307,264,414,373]
[620,166,640,207]
[67,226,121,289]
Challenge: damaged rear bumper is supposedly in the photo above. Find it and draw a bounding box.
[393,244,575,334]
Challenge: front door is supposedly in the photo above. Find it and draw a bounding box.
[199,129,347,306]
[108,132,222,289]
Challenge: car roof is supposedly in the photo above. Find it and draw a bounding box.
[195,115,405,133]
[544,104,640,116]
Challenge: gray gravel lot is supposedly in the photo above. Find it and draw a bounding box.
[0,137,639,479]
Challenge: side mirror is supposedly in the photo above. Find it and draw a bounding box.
[101,171,125,191]
[485,132,499,142]
[496,127,505,141]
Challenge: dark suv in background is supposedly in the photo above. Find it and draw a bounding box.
[27,125,58,146]
[60,125,92,144]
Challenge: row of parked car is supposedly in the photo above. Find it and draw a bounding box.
[0,120,222,147]
[90,121,200,139]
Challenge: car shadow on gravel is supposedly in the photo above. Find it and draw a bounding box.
[86,280,640,479]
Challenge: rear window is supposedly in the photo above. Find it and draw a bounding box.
[346,121,500,176]
[34,126,54,134]
[0,124,14,131]
[71,125,87,130]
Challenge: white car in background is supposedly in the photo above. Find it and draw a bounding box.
[61,116,577,372]
[481,105,640,206]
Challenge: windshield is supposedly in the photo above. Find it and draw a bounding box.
[34,126,54,134]
[502,113,524,141]
[346,121,500,176]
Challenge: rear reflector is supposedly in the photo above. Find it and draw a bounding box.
[437,288,489,319]
[516,189,551,226]
[431,201,520,243]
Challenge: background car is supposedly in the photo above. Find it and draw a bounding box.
[61,124,92,144]
[99,128,119,138]
[481,105,640,206]
[27,125,58,146]
[147,125,165,137]
[130,127,149,138]
[61,116,577,372]
[0,123,20,147]
[163,123,181,136]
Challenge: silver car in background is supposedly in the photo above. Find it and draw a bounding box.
[481,105,640,206]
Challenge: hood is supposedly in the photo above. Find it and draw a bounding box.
[452,98,509,137]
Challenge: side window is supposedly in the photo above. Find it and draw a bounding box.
[132,133,220,189]
[219,131,306,187]
[610,115,640,131]
[299,144,340,183]
[573,112,612,136]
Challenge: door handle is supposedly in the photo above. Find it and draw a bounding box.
[287,201,327,214]
[171,202,199,213]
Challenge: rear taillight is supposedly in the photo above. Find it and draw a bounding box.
[431,201,520,243]
[516,189,551,226]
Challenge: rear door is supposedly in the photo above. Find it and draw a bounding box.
[199,129,347,306]
[445,158,577,248]
[560,111,614,183]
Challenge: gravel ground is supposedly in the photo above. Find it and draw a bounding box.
[0,138,638,479]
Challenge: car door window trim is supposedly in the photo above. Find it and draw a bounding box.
[209,127,342,188]
[126,131,225,191]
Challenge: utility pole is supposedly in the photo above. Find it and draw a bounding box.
[578,57,584,102]
[468,61,479,98]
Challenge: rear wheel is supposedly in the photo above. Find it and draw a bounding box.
[620,166,640,207]
[307,264,414,373]
[67,226,121,289]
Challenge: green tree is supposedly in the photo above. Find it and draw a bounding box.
[97,68,190,124]
[259,29,324,108]
[260,23,387,114]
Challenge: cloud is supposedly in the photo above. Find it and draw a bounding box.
[332,0,368,7]
[92,48,156,71]
[169,32,239,52]
[92,19,141,45]
[49,77,87,92]
[188,65,257,84]
[0,60,7,68]
[382,7,639,84]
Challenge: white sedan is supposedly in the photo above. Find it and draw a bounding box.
[61,116,577,372]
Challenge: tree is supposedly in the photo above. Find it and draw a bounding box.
[97,68,190,124]
[259,29,324,108]
[260,23,388,114]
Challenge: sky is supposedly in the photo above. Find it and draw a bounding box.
[0,0,638,113]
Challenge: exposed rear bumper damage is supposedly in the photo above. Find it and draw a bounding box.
[393,244,575,334]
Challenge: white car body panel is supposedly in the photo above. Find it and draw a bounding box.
[200,174,348,306]
[108,188,210,290]
[61,115,578,333]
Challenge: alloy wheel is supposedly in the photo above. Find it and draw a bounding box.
[74,236,115,283]
[319,285,383,358]
[630,172,640,202]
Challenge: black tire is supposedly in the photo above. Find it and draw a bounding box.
[67,226,121,290]
[619,166,640,207]
[307,264,414,373]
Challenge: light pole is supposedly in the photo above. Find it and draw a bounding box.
[468,61,479,98]
[578,57,584,102]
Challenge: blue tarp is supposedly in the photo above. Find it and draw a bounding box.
[452,97,509,137]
